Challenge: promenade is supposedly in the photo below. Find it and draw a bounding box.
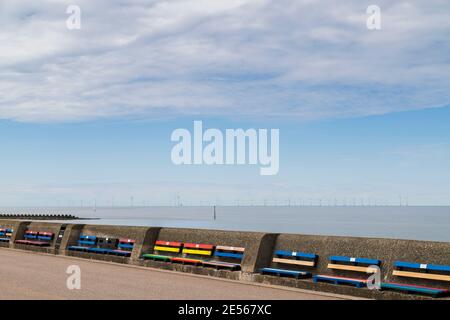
[0,249,348,300]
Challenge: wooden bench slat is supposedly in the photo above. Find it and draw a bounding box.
[87,247,115,254]
[261,268,311,279]
[118,243,134,249]
[142,254,172,262]
[216,245,245,252]
[182,248,212,256]
[16,240,51,246]
[171,257,202,265]
[154,245,181,253]
[330,256,381,265]
[313,275,368,288]
[15,240,30,244]
[183,243,214,250]
[119,238,136,243]
[78,240,96,245]
[39,232,54,236]
[328,263,379,273]
[214,252,243,259]
[273,257,315,267]
[80,235,97,240]
[393,270,450,282]
[275,250,317,259]
[68,246,88,251]
[155,240,182,247]
[203,261,241,270]
[381,282,449,297]
[395,261,450,273]
[111,250,132,257]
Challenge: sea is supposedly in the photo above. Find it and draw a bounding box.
[0,206,448,242]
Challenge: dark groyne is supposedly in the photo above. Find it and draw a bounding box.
[0,214,93,220]
[0,219,448,300]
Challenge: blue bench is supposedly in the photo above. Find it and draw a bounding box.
[38,232,54,241]
[111,238,135,257]
[0,228,13,242]
[379,261,450,297]
[16,231,54,246]
[260,249,317,279]
[261,267,311,279]
[203,245,245,270]
[273,250,317,267]
[68,235,98,252]
[69,235,134,257]
[85,237,118,255]
[24,231,38,240]
[313,255,381,288]
[392,261,450,281]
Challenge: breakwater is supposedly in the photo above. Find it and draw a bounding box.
[0,214,86,220]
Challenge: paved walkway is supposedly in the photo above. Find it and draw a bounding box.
[0,249,347,300]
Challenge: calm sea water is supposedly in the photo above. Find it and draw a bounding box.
[0,206,448,242]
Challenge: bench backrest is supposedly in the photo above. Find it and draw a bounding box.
[327,255,381,273]
[0,228,13,237]
[78,234,97,246]
[37,232,54,241]
[214,245,245,261]
[24,231,38,239]
[182,243,214,257]
[97,237,119,249]
[117,238,135,251]
[272,250,317,267]
[154,240,183,254]
[393,261,450,282]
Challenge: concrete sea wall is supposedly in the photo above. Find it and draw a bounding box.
[0,219,449,300]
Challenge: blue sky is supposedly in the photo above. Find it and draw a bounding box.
[0,1,449,205]
[1,105,449,206]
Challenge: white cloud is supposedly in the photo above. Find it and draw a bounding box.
[0,0,449,122]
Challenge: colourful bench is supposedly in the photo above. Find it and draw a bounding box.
[68,234,97,252]
[203,245,245,270]
[111,238,135,257]
[172,243,214,265]
[392,261,450,282]
[0,228,13,242]
[142,240,183,262]
[260,250,317,279]
[23,230,38,240]
[16,231,54,246]
[380,261,450,297]
[313,255,381,288]
[86,237,119,254]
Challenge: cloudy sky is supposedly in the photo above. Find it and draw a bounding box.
[0,0,449,206]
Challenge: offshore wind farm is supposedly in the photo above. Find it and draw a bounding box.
[0,205,448,242]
